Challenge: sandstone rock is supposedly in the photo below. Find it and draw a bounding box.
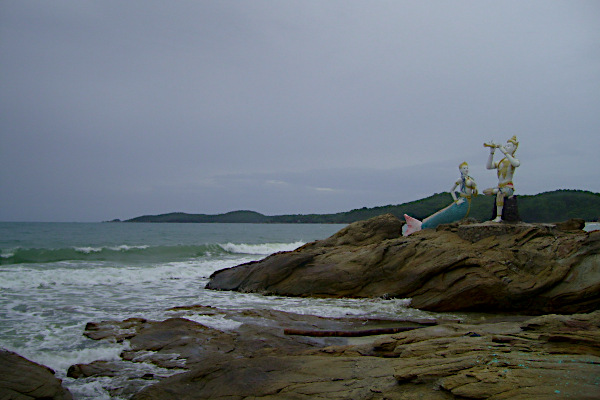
[303,213,404,248]
[0,348,72,400]
[74,312,360,374]
[131,354,405,400]
[67,360,129,378]
[555,218,586,231]
[389,311,600,400]
[207,214,599,314]
[84,317,148,342]
[112,310,600,399]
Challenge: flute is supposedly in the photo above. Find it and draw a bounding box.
[483,142,500,148]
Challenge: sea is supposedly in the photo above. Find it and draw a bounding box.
[0,222,412,399]
[1,221,598,399]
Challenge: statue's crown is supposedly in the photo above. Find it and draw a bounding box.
[507,135,519,147]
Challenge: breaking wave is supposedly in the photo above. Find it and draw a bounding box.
[0,241,305,265]
[219,241,305,255]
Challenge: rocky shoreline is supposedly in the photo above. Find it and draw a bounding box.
[207,214,599,314]
[2,215,599,399]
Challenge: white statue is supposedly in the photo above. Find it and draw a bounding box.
[404,161,478,235]
[483,135,520,222]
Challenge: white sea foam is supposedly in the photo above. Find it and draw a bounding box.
[65,361,185,400]
[0,257,251,290]
[261,297,418,320]
[109,244,150,251]
[584,222,600,232]
[219,241,305,255]
[181,314,244,331]
[67,377,116,400]
[189,291,431,321]
[39,345,124,373]
[74,245,150,253]
[74,246,103,253]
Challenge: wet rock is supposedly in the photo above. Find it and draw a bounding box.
[74,304,600,399]
[124,311,600,399]
[84,317,148,342]
[67,360,127,378]
[389,311,600,399]
[76,312,360,373]
[122,317,237,369]
[305,213,404,247]
[207,214,599,314]
[130,354,404,400]
[555,218,586,231]
[0,348,73,400]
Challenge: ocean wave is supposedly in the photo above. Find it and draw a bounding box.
[584,222,600,232]
[0,245,215,265]
[0,258,246,290]
[218,241,305,255]
[0,241,303,265]
[74,245,150,254]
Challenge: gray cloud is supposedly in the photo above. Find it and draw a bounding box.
[1,1,599,221]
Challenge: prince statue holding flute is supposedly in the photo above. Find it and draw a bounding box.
[483,135,520,222]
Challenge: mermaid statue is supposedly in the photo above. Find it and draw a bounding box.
[403,162,478,236]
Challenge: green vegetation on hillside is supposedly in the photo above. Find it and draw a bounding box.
[126,210,268,223]
[124,189,600,224]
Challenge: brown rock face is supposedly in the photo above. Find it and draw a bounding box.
[73,303,600,399]
[125,311,600,400]
[388,311,600,400]
[207,214,600,314]
[0,349,73,400]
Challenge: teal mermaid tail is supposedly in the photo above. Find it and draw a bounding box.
[403,196,470,236]
[422,199,469,228]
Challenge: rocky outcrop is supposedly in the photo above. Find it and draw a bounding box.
[77,308,416,373]
[72,306,439,398]
[207,214,600,314]
[372,310,600,399]
[0,348,73,400]
[68,214,600,398]
[76,307,600,399]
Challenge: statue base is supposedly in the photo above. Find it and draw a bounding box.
[492,195,521,222]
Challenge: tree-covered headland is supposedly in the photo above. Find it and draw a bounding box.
[124,189,600,224]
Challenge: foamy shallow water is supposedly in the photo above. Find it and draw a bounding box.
[584,222,600,232]
[2,256,424,399]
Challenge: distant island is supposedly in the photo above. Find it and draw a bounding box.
[118,189,600,224]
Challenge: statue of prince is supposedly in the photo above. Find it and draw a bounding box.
[483,135,520,222]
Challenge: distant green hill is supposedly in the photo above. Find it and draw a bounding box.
[124,189,600,224]
[126,210,268,223]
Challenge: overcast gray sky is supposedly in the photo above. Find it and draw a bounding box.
[1,1,599,222]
